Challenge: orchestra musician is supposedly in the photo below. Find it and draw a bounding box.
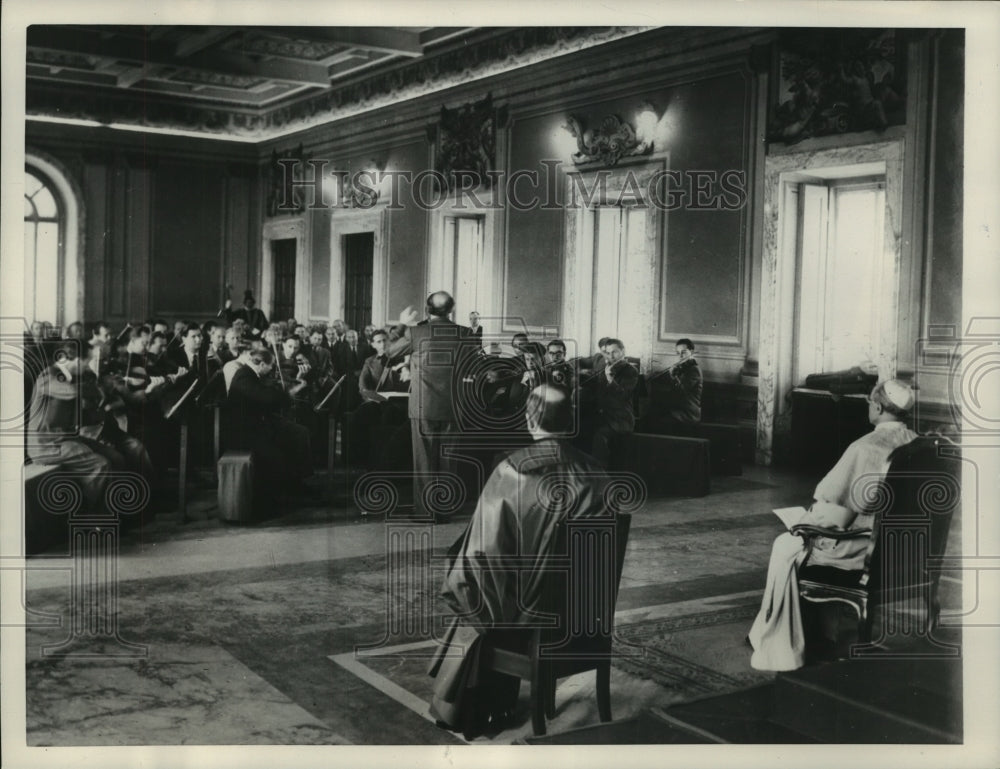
[27,340,154,518]
[586,338,638,467]
[640,338,703,432]
[225,348,312,495]
[344,328,410,467]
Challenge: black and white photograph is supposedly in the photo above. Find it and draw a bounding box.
[2,1,999,768]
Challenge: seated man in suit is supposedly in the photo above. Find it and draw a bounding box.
[201,321,227,378]
[223,340,253,393]
[306,328,334,389]
[27,340,154,517]
[747,379,919,671]
[160,322,213,466]
[428,385,613,738]
[540,338,576,400]
[343,328,410,467]
[585,338,638,467]
[275,335,315,425]
[641,338,703,433]
[332,329,366,413]
[468,311,483,339]
[225,348,312,494]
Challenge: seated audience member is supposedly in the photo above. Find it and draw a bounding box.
[428,385,613,738]
[586,338,638,466]
[225,348,312,491]
[747,379,919,672]
[641,338,703,432]
[362,324,377,346]
[343,328,410,467]
[328,318,347,346]
[27,340,154,516]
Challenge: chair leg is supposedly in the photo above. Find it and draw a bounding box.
[597,662,612,722]
[531,659,547,736]
[531,680,547,736]
[544,670,556,719]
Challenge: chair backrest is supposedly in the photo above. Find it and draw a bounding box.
[538,513,631,656]
[864,435,961,592]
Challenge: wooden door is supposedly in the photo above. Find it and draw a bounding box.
[271,238,297,322]
[343,231,374,331]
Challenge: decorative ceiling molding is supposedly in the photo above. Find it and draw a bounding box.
[25,26,652,142]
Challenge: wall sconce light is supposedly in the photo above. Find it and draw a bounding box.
[634,102,658,150]
[561,104,660,167]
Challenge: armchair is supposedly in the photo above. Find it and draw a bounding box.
[792,434,961,651]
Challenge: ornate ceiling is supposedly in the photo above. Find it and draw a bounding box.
[25,25,648,142]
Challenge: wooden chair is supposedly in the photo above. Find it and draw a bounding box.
[792,434,960,649]
[480,512,632,736]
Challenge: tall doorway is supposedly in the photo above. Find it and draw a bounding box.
[343,231,374,332]
[563,162,662,370]
[444,215,486,325]
[271,237,297,322]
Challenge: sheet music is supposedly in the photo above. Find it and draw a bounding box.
[772,506,809,530]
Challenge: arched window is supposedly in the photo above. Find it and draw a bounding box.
[23,168,64,328]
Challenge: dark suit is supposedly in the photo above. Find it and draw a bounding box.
[345,352,410,467]
[162,346,207,418]
[225,365,311,484]
[332,341,365,411]
[588,359,638,466]
[308,345,333,385]
[642,357,703,431]
[387,318,475,518]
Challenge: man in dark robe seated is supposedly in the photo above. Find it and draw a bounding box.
[428,385,613,738]
[343,328,410,468]
[639,337,703,433]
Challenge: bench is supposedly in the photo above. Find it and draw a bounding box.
[24,463,76,555]
[610,432,710,498]
[663,422,744,476]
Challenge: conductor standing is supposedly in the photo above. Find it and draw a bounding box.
[389,291,473,521]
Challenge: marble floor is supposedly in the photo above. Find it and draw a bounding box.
[10,461,965,763]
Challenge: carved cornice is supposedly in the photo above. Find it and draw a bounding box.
[25,26,651,142]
